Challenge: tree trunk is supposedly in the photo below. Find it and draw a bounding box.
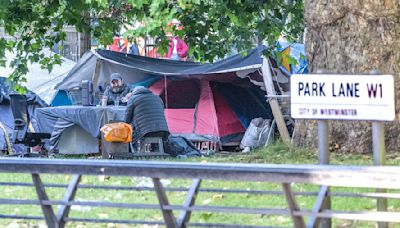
[294,0,400,153]
[79,11,91,58]
[79,30,91,58]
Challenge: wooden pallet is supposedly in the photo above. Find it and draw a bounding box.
[193,141,219,151]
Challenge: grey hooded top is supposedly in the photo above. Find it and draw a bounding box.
[104,82,131,105]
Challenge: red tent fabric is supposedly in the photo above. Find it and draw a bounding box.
[212,88,245,137]
[148,79,245,145]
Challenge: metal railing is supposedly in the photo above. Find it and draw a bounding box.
[0,158,400,227]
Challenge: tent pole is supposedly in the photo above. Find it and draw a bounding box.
[261,57,291,146]
[164,75,168,109]
[91,59,101,94]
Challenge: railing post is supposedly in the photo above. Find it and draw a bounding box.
[177,179,202,228]
[152,178,178,228]
[308,185,329,228]
[318,120,331,228]
[31,173,58,228]
[282,183,305,228]
[372,122,388,228]
[57,174,81,228]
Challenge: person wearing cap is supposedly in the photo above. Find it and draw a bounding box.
[103,73,132,106]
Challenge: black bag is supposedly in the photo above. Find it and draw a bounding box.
[164,136,201,157]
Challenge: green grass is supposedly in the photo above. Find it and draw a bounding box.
[1,142,400,227]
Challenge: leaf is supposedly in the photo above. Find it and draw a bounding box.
[276,52,283,63]
[202,198,211,205]
[200,212,213,222]
[212,194,224,200]
[1,0,304,88]
[287,55,298,66]
[228,13,238,24]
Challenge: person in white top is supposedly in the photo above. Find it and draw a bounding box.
[169,37,181,60]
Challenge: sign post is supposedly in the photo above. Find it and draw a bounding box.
[372,121,388,228]
[291,73,395,228]
[317,119,330,228]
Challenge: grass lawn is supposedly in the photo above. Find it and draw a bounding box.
[1,142,400,228]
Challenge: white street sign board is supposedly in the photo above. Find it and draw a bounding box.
[290,74,395,121]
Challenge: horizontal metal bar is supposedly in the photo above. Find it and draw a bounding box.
[188,223,284,228]
[0,182,155,191]
[40,200,290,216]
[1,183,400,204]
[3,182,400,199]
[331,192,400,199]
[42,200,160,210]
[1,198,288,216]
[0,214,43,220]
[66,218,283,228]
[294,210,400,223]
[3,206,400,225]
[4,197,400,223]
[0,198,160,210]
[165,205,289,215]
[0,213,280,227]
[1,159,400,189]
[0,199,39,205]
[65,217,164,225]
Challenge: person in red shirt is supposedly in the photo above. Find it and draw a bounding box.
[109,37,129,53]
[167,36,188,60]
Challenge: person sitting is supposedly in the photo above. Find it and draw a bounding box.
[124,86,169,148]
[103,73,132,106]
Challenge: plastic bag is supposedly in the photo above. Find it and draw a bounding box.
[240,118,271,151]
[100,122,132,143]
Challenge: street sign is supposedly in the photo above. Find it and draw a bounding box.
[290,74,395,121]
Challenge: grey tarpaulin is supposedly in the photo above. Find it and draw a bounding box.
[55,46,292,92]
[35,106,126,151]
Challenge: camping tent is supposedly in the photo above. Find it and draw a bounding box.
[0,49,76,104]
[55,46,292,146]
[146,79,272,144]
[0,77,48,154]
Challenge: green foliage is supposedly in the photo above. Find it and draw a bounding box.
[0,0,304,89]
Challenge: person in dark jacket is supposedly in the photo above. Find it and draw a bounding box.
[124,86,169,145]
[103,73,132,106]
